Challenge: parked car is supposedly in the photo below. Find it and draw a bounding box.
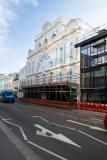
[104,113,107,129]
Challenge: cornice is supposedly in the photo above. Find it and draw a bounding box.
[28,27,80,59]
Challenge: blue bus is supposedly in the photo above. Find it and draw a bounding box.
[0,90,15,103]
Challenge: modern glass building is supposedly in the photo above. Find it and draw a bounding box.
[75,27,107,104]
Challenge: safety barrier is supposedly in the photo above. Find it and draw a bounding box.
[16,98,70,109]
[75,102,107,113]
[16,98,107,112]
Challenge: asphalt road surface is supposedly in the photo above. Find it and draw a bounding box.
[0,102,107,160]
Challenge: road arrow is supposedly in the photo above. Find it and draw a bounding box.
[34,124,81,148]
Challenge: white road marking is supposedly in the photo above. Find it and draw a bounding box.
[2,118,12,121]
[88,120,102,125]
[78,130,107,146]
[59,114,65,116]
[59,114,78,120]
[34,124,81,148]
[89,126,107,132]
[0,121,42,160]
[77,118,102,124]
[28,141,69,160]
[69,110,104,119]
[0,116,12,121]
[90,118,103,122]
[51,122,76,131]
[32,116,49,123]
[1,114,107,156]
[67,120,107,132]
[59,114,102,124]
[0,116,7,119]
[2,119,28,141]
[0,115,71,159]
[67,120,91,127]
[32,116,75,130]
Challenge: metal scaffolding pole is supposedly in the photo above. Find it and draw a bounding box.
[69,70,72,107]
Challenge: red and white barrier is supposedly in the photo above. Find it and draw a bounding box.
[16,98,107,112]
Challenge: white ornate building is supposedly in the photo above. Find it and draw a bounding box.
[19,17,92,101]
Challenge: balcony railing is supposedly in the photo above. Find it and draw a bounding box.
[78,23,107,43]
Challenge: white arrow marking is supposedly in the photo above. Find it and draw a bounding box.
[0,116,69,160]
[67,120,107,132]
[34,124,81,148]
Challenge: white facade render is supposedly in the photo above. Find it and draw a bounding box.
[21,17,92,87]
[0,74,5,90]
[19,66,26,84]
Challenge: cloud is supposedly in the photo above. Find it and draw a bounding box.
[0,0,39,6]
[0,0,39,74]
[20,0,39,6]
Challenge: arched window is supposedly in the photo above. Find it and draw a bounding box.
[69,69,72,82]
[59,72,62,81]
[32,61,35,73]
[42,74,46,84]
[60,47,63,63]
[44,38,48,44]
[50,72,53,83]
[38,42,41,48]
[36,76,39,85]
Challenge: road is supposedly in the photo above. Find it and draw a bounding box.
[0,102,107,160]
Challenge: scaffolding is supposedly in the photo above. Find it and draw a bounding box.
[18,72,80,104]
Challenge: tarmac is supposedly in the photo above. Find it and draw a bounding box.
[0,120,42,160]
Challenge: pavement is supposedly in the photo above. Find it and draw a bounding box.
[0,102,107,160]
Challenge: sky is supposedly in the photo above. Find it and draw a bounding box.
[0,0,107,74]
